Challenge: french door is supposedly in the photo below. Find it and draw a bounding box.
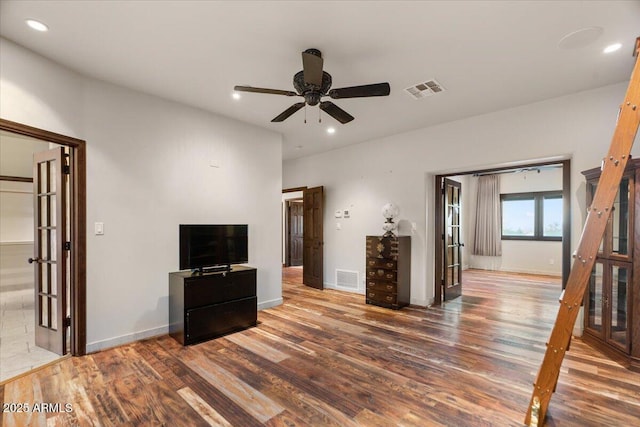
[443,178,463,301]
[30,147,69,355]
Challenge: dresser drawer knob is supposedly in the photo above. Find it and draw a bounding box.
[369,292,375,297]
[386,296,393,302]
[386,285,393,290]
[386,274,393,279]
[368,282,375,286]
[386,263,394,268]
[369,261,375,265]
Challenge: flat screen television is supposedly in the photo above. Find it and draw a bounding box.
[179,224,248,272]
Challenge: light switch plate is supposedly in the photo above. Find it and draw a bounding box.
[94,222,104,235]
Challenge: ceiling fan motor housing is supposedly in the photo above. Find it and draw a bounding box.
[293,70,332,106]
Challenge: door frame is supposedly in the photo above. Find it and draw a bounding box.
[0,118,86,356]
[434,159,571,304]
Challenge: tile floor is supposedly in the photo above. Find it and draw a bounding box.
[0,287,61,382]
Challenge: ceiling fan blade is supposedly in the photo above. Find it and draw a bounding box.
[302,50,323,86]
[271,102,306,122]
[319,101,354,124]
[234,85,298,96]
[328,82,390,99]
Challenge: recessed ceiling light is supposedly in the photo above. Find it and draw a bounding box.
[603,43,622,54]
[232,92,241,100]
[26,19,48,32]
[327,127,336,134]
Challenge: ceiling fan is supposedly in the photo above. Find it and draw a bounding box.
[234,48,390,124]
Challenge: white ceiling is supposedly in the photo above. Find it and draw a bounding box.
[1,1,639,160]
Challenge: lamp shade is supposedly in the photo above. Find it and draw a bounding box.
[381,203,399,220]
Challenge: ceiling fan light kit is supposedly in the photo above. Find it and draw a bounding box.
[234,48,390,124]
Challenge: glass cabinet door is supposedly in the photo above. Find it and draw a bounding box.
[587,262,605,336]
[611,177,630,258]
[607,263,631,352]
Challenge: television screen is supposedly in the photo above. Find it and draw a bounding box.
[179,224,248,271]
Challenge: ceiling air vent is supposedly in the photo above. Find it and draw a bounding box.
[404,79,446,99]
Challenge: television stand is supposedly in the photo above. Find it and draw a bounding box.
[169,265,257,345]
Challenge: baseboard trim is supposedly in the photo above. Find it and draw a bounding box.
[258,298,282,310]
[87,299,281,353]
[324,282,365,294]
[86,325,168,354]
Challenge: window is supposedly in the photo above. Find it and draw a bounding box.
[501,191,562,241]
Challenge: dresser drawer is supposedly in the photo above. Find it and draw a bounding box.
[366,236,399,259]
[366,289,397,305]
[366,268,397,281]
[366,258,396,269]
[186,296,257,344]
[184,270,256,308]
[366,280,396,293]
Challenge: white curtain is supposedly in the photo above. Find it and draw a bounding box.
[473,174,502,256]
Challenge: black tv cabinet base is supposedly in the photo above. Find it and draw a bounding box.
[169,265,257,346]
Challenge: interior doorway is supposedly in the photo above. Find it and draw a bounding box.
[0,119,86,381]
[434,159,571,304]
[282,186,324,290]
[284,198,303,267]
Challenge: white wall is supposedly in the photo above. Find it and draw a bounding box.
[466,167,563,276]
[283,81,640,307]
[0,181,33,291]
[0,38,283,352]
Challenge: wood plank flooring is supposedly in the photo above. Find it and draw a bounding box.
[1,268,639,426]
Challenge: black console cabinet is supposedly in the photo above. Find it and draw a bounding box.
[169,265,257,345]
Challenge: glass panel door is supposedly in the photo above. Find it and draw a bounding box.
[32,147,67,355]
[611,178,630,258]
[587,262,604,336]
[607,263,631,352]
[443,178,462,301]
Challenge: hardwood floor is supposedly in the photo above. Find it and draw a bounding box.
[1,268,639,426]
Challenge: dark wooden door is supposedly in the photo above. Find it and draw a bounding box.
[31,147,68,355]
[303,186,323,289]
[443,178,462,301]
[289,200,303,266]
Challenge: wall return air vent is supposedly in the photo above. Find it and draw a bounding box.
[404,79,446,99]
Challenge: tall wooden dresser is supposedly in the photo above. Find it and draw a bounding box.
[582,158,639,371]
[365,235,411,309]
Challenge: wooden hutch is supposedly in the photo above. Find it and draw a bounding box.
[582,158,639,371]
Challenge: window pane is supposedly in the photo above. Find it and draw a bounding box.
[543,197,562,237]
[502,199,535,236]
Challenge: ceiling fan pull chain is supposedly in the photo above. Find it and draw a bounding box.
[319,108,322,123]
[304,104,307,123]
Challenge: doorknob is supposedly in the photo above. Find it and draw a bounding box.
[28,257,41,264]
